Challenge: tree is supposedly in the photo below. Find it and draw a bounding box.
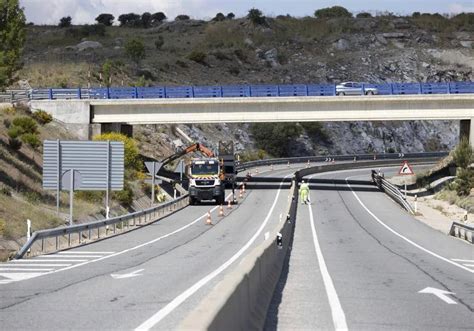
[314,6,353,19]
[175,14,190,21]
[247,8,266,25]
[151,12,167,24]
[226,12,235,20]
[141,12,152,28]
[59,16,72,27]
[0,0,26,89]
[118,13,141,27]
[356,12,372,18]
[212,13,225,22]
[453,137,473,169]
[124,38,145,66]
[101,60,113,87]
[95,13,114,26]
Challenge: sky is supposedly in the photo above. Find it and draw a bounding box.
[20,0,474,25]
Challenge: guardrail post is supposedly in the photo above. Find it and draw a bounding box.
[68,233,71,247]
[48,88,53,100]
[447,83,451,94]
[333,84,336,96]
[106,87,110,99]
[361,84,365,95]
[134,87,138,98]
[77,88,82,99]
[390,84,394,95]
[419,83,423,94]
[41,238,44,252]
[55,236,59,250]
[191,86,195,98]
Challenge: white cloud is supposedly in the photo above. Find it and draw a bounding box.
[448,3,474,13]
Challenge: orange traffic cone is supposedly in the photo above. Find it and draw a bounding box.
[206,211,212,225]
[219,205,224,217]
[227,199,232,209]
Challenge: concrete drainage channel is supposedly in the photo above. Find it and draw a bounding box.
[180,157,442,330]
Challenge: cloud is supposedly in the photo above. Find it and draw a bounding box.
[448,3,474,13]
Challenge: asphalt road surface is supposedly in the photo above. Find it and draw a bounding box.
[0,165,298,330]
[266,166,473,330]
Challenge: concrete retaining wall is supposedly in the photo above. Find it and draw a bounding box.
[180,182,298,330]
[450,222,474,244]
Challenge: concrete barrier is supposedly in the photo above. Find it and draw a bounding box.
[180,181,298,330]
[450,222,474,244]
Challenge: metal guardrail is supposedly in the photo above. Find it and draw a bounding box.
[449,222,474,244]
[15,195,188,259]
[372,170,415,214]
[0,89,31,103]
[236,152,448,172]
[3,81,474,101]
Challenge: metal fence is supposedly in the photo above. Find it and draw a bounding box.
[1,81,472,101]
[15,195,188,259]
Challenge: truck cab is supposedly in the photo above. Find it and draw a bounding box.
[188,158,225,205]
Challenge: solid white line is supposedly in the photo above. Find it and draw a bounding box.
[308,201,348,331]
[0,268,54,271]
[345,177,474,274]
[451,259,474,263]
[463,264,474,267]
[134,176,289,331]
[2,264,72,267]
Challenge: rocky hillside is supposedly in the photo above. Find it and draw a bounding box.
[16,13,474,156]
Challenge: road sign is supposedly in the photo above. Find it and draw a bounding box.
[144,179,163,185]
[399,161,415,175]
[145,162,163,176]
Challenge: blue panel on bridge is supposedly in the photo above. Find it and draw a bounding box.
[222,85,251,97]
[165,86,193,98]
[250,85,279,97]
[193,86,222,98]
[307,84,335,96]
[137,87,165,98]
[278,85,308,96]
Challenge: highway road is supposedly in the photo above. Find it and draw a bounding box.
[0,166,298,330]
[266,166,474,330]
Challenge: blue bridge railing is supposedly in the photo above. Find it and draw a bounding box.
[31,81,474,100]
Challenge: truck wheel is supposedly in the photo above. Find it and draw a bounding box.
[189,197,195,205]
[216,193,225,205]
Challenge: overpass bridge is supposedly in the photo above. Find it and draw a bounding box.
[29,83,474,144]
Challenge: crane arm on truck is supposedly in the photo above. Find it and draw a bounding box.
[160,143,215,167]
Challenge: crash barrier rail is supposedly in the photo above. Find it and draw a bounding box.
[181,157,442,329]
[449,222,474,244]
[15,195,189,259]
[0,89,31,103]
[4,81,474,101]
[372,170,415,214]
[236,151,448,172]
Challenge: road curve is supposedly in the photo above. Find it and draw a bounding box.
[266,166,473,330]
[0,166,299,330]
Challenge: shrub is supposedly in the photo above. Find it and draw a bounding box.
[247,8,266,25]
[8,138,22,150]
[227,13,235,20]
[176,60,188,68]
[21,133,41,150]
[3,119,11,128]
[118,13,142,27]
[154,36,164,50]
[12,116,38,134]
[0,218,5,236]
[141,12,152,28]
[24,191,42,204]
[32,110,53,125]
[93,132,141,172]
[315,6,353,19]
[187,50,206,64]
[0,186,12,196]
[59,16,72,28]
[454,168,473,196]
[125,38,146,65]
[412,12,421,18]
[251,123,302,157]
[175,15,190,21]
[113,184,133,207]
[228,66,240,75]
[453,138,473,169]
[7,126,22,139]
[95,13,114,26]
[356,12,372,18]
[81,24,106,37]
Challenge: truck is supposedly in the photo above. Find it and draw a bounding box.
[188,158,226,205]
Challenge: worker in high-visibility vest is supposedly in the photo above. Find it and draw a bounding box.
[299,180,310,204]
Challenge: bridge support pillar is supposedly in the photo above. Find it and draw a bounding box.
[460,119,474,146]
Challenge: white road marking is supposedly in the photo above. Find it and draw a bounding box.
[2,264,72,267]
[37,255,103,258]
[0,272,45,281]
[0,268,54,271]
[345,177,474,274]
[463,264,474,267]
[451,259,474,263]
[134,176,290,331]
[307,199,348,330]
[111,269,144,279]
[418,287,457,304]
[10,259,89,262]
[59,251,115,254]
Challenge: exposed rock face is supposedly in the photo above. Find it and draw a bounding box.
[75,41,103,51]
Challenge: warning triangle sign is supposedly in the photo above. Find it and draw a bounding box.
[399,161,415,175]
